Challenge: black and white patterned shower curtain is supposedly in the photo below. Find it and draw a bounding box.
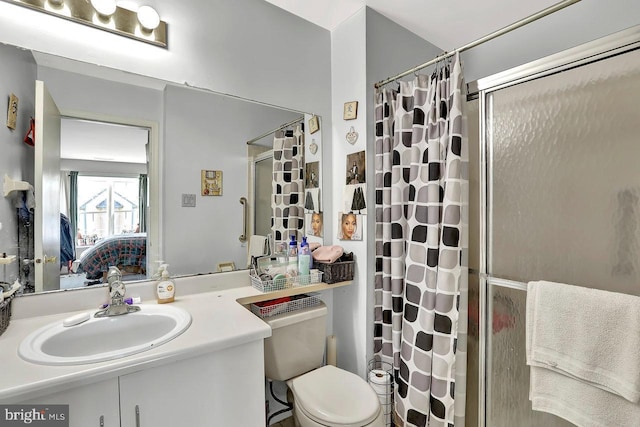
[271,125,305,245]
[374,53,468,427]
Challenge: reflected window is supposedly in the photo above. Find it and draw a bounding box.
[77,176,140,245]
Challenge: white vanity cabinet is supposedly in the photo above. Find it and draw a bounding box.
[27,340,266,427]
[25,379,120,427]
[119,340,266,427]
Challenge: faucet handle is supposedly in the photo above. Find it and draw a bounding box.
[107,266,122,283]
[110,281,126,300]
[107,266,125,300]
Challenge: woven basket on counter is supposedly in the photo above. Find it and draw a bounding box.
[315,252,355,284]
[0,283,14,337]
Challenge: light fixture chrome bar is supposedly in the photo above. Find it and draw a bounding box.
[246,116,305,145]
[1,0,168,48]
[374,0,581,88]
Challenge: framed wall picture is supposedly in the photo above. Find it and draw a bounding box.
[346,150,366,185]
[343,101,358,120]
[201,170,223,196]
[6,94,18,130]
[309,115,320,134]
[337,212,362,241]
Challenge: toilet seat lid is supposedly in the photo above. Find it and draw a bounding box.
[291,365,380,427]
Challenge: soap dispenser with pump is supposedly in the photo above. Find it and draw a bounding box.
[156,264,176,304]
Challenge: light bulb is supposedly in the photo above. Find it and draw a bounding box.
[137,5,160,31]
[91,0,117,17]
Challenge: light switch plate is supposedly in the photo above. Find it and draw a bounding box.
[182,193,196,207]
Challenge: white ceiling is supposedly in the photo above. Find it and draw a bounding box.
[264,0,560,51]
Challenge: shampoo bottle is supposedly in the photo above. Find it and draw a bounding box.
[298,236,311,277]
[156,266,175,304]
[288,235,298,276]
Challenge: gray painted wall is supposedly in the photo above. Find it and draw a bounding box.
[162,84,300,275]
[0,0,332,120]
[460,0,640,83]
[0,45,36,282]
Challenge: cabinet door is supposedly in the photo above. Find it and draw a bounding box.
[25,378,120,427]
[119,341,265,427]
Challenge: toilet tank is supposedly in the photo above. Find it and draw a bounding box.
[263,301,327,381]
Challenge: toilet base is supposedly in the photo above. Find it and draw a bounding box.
[292,399,385,427]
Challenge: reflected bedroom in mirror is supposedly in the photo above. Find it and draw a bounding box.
[0,41,323,296]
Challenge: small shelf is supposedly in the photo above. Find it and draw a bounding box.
[0,255,16,265]
[237,280,352,305]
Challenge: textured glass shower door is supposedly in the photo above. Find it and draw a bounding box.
[483,42,640,426]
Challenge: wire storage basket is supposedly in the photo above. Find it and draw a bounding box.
[368,359,394,426]
[250,293,322,319]
[250,270,323,293]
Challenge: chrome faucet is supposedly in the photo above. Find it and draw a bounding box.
[95,266,140,317]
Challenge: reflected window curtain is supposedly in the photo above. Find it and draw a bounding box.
[271,125,305,245]
[68,171,78,247]
[138,174,148,233]
[374,53,468,427]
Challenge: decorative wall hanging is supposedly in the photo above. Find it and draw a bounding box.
[346,150,366,185]
[338,211,362,241]
[6,94,18,130]
[304,188,321,213]
[309,115,320,134]
[305,162,320,188]
[309,139,318,154]
[305,211,323,238]
[346,126,358,144]
[351,186,366,214]
[343,101,358,120]
[342,184,366,215]
[201,170,223,196]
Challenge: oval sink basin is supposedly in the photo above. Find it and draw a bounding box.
[19,304,192,365]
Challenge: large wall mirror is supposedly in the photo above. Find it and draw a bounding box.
[0,41,324,296]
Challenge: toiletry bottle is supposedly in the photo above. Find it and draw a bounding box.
[276,242,288,270]
[298,236,311,278]
[288,235,298,276]
[156,266,175,304]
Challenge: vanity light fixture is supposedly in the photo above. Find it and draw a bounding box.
[1,0,168,48]
[90,0,116,18]
[137,5,160,31]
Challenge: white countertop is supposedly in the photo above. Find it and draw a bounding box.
[0,285,270,403]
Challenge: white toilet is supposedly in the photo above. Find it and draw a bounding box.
[263,301,385,427]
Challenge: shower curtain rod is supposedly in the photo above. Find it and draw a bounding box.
[246,115,305,145]
[374,0,581,89]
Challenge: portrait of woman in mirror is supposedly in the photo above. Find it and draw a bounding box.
[306,212,323,237]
